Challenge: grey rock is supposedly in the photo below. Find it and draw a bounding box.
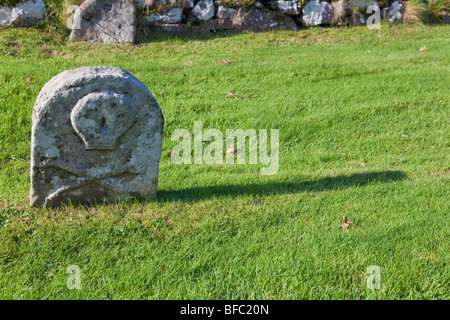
[388,1,403,22]
[0,0,45,27]
[191,0,215,21]
[254,2,264,9]
[354,0,378,10]
[302,0,334,26]
[30,66,164,207]
[217,6,237,19]
[274,1,300,16]
[0,6,21,27]
[147,8,183,24]
[70,0,136,44]
[232,8,297,32]
[445,16,450,24]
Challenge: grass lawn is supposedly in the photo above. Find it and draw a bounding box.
[0,23,448,299]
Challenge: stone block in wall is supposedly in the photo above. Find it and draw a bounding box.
[217,6,237,19]
[302,0,334,26]
[271,1,300,16]
[147,8,183,24]
[70,0,136,44]
[232,8,297,32]
[191,0,215,21]
[0,0,45,27]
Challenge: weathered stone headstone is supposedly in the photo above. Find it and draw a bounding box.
[69,0,136,44]
[30,66,164,207]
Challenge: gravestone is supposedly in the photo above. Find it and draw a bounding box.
[30,66,164,207]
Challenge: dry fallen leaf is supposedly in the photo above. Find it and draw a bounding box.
[339,215,351,228]
[419,45,429,52]
[339,215,365,232]
[226,93,236,99]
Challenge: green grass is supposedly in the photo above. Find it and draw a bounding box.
[0,24,449,299]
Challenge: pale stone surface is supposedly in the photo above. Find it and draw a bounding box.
[191,0,215,21]
[232,8,297,32]
[30,66,164,207]
[217,6,237,19]
[0,0,45,27]
[388,1,403,22]
[70,0,136,44]
[147,8,183,24]
[273,1,300,16]
[302,0,334,26]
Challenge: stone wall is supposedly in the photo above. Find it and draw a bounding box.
[1,0,449,38]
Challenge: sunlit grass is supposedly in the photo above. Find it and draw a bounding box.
[0,24,448,299]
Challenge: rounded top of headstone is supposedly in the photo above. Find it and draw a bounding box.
[33,66,162,127]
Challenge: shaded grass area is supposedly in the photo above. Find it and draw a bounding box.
[0,24,449,299]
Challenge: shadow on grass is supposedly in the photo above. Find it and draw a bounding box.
[157,170,407,202]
